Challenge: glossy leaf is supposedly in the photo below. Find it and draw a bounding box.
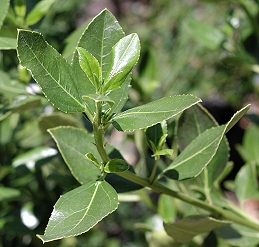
[104,34,140,91]
[163,105,250,180]
[37,180,118,243]
[17,30,86,113]
[48,127,101,183]
[0,0,9,30]
[112,95,201,132]
[164,215,229,243]
[104,159,129,173]
[71,9,125,114]
[108,74,131,114]
[235,163,258,204]
[77,47,101,88]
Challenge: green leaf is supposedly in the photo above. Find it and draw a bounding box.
[38,112,82,133]
[71,9,125,114]
[158,194,176,223]
[235,163,258,204]
[177,104,216,151]
[104,159,129,173]
[103,33,140,92]
[14,0,26,22]
[177,104,229,188]
[237,124,259,165]
[85,152,101,170]
[0,37,16,50]
[163,105,250,181]
[153,149,173,157]
[164,125,226,180]
[17,30,86,113]
[145,121,167,152]
[0,0,9,30]
[49,126,142,193]
[37,180,118,243]
[112,95,201,132]
[164,215,230,243]
[77,47,101,88]
[26,0,55,26]
[48,127,101,183]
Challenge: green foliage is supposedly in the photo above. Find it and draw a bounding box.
[2,1,259,246]
[37,180,118,243]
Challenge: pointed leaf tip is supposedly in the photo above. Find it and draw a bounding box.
[37,181,118,242]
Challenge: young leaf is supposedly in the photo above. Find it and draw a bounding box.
[37,180,118,243]
[17,30,87,113]
[104,159,129,173]
[70,9,125,114]
[85,153,101,170]
[77,47,101,88]
[164,215,230,243]
[112,95,201,132]
[103,33,140,92]
[108,74,131,114]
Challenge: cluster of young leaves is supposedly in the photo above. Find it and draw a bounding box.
[16,8,259,246]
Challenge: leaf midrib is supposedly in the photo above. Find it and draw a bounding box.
[20,32,84,110]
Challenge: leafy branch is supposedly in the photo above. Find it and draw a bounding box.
[16,8,259,244]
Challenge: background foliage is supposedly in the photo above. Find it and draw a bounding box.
[1,0,259,246]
